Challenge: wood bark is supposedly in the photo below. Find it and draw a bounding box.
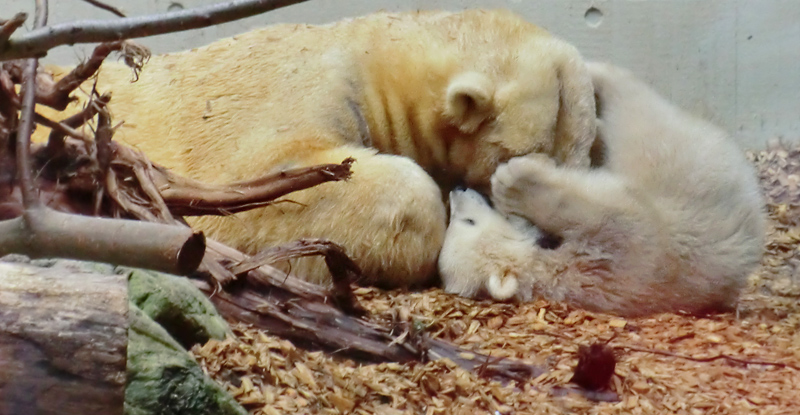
[0,261,127,415]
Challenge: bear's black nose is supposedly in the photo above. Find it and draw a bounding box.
[453,185,467,192]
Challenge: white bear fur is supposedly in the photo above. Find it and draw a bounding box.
[440,62,766,316]
[440,188,540,301]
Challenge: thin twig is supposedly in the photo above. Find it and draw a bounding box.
[15,0,47,208]
[0,13,27,49]
[34,112,93,142]
[38,41,149,110]
[81,0,126,18]
[617,345,800,371]
[43,92,110,155]
[0,0,310,60]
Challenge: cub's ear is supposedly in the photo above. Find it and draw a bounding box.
[487,272,519,301]
[444,72,495,134]
[550,41,597,168]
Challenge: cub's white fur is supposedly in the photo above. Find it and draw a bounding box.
[440,188,539,301]
[441,62,766,316]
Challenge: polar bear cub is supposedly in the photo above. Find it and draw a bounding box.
[440,62,766,316]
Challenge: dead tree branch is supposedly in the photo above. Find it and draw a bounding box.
[1,24,205,275]
[617,345,800,371]
[81,0,126,18]
[0,208,205,275]
[40,40,149,110]
[0,13,27,50]
[43,92,110,156]
[158,158,354,216]
[0,0,310,60]
[192,248,545,383]
[14,0,47,209]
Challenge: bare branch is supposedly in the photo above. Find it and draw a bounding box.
[158,158,354,216]
[230,238,366,315]
[43,92,110,155]
[0,13,27,49]
[14,0,47,208]
[36,41,150,110]
[81,0,126,18]
[618,345,800,371]
[0,0,310,60]
[34,112,93,142]
[0,207,205,275]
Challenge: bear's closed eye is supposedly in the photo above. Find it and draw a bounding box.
[463,218,476,225]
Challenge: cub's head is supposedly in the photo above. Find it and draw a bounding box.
[443,188,541,249]
[441,35,596,192]
[439,188,540,301]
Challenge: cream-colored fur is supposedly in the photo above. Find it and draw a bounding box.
[443,62,765,316]
[37,10,597,287]
[440,188,539,301]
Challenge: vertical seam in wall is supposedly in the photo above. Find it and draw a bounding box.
[734,0,739,135]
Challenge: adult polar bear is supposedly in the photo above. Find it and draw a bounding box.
[42,10,596,286]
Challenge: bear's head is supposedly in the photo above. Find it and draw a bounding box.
[440,188,542,301]
[441,37,596,192]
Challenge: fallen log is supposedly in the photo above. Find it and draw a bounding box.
[0,260,127,415]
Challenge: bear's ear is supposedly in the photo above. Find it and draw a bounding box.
[551,42,597,168]
[444,72,495,134]
[487,272,519,301]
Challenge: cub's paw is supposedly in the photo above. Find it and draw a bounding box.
[490,155,561,223]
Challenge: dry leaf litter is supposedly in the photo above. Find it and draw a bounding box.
[191,140,800,415]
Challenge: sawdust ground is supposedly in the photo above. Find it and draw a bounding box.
[191,142,800,415]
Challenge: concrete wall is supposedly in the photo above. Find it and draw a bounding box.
[4,0,799,150]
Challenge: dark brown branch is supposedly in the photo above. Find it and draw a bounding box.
[0,66,18,147]
[43,93,110,155]
[195,275,546,382]
[427,339,545,382]
[95,102,113,177]
[81,0,126,18]
[0,207,205,275]
[618,345,800,371]
[159,158,354,216]
[0,0,311,60]
[34,111,93,141]
[39,41,148,110]
[230,239,366,316]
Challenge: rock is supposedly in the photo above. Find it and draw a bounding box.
[124,267,231,348]
[126,304,246,415]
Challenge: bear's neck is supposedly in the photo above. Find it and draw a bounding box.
[356,43,460,176]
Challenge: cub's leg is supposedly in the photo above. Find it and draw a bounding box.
[192,146,446,288]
